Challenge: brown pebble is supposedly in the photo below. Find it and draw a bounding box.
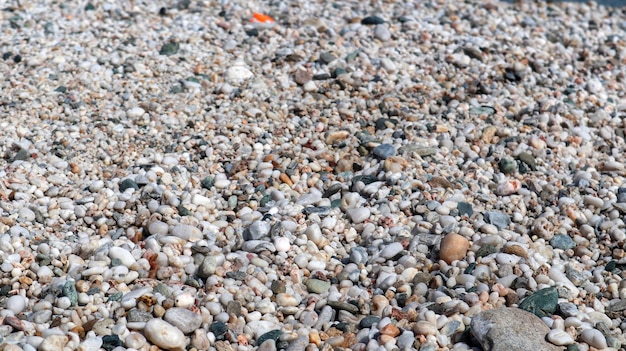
[380,323,400,337]
[439,233,470,264]
[294,66,312,85]
[383,156,407,172]
[279,173,293,186]
[502,244,528,259]
[482,126,498,143]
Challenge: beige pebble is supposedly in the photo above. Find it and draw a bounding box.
[439,233,470,264]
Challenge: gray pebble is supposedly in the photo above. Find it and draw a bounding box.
[164,307,203,334]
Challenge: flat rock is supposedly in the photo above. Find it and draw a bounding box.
[164,307,203,334]
[470,307,561,351]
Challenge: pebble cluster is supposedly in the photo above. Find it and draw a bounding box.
[1,0,626,350]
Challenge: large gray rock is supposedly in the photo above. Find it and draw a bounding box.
[470,307,561,351]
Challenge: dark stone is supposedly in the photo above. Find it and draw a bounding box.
[246,28,259,37]
[605,260,617,272]
[457,202,474,217]
[476,244,499,258]
[13,148,30,161]
[102,335,122,351]
[271,281,286,294]
[359,316,381,328]
[319,52,336,64]
[210,321,228,340]
[517,152,537,171]
[332,67,347,78]
[225,271,246,281]
[177,205,191,216]
[372,143,396,160]
[256,329,281,346]
[201,176,214,189]
[361,16,385,25]
[313,73,331,80]
[0,285,11,297]
[499,157,517,174]
[519,287,558,318]
[159,42,179,56]
[119,178,139,192]
[323,183,342,198]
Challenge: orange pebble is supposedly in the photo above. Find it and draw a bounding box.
[251,12,275,23]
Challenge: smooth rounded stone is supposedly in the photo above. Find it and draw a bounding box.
[125,332,146,349]
[374,24,391,41]
[119,178,139,192]
[126,107,145,118]
[471,307,561,351]
[18,207,36,222]
[414,321,438,336]
[244,220,271,240]
[306,279,331,294]
[148,220,169,235]
[346,208,370,224]
[171,224,203,242]
[144,319,186,351]
[360,316,381,328]
[285,335,308,351]
[39,334,69,351]
[372,144,396,160]
[5,295,27,314]
[495,180,521,196]
[361,15,385,25]
[547,329,574,346]
[80,337,103,351]
[499,157,517,174]
[109,247,136,267]
[580,329,607,349]
[275,293,300,307]
[483,211,511,230]
[439,233,470,264]
[397,330,415,350]
[327,300,360,314]
[164,307,203,334]
[379,242,403,259]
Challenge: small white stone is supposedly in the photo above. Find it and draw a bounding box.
[127,107,145,118]
[6,295,27,314]
[148,220,169,235]
[379,242,403,259]
[171,224,203,242]
[144,319,186,351]
[174,292,195,308]
[56,297,72,310]
[225,61,254,85]
[78,337,103,351]
[39,334,68,351]
[191,194,212,207]
[346,208,370,224]
[274,237,290,252]
[109,247,136,267]
[18,207,36,222]
[303,80,317,92]
[275,293,300,307]
[547,329,574,346]
[580,328,607,349]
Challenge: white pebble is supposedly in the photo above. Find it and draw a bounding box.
[547,329,574,346]
[580,329,607,349]
[144,319,186,351]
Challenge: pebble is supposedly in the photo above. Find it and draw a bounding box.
[547,329,575,346]
[471,308,561,351]
[144,319,186,351]
[439,233,470,264]
[580,329,607,349]
[5,295,27,314]
[164,308,203,334]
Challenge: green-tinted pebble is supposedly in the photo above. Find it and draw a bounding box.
[519,286,558,318]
